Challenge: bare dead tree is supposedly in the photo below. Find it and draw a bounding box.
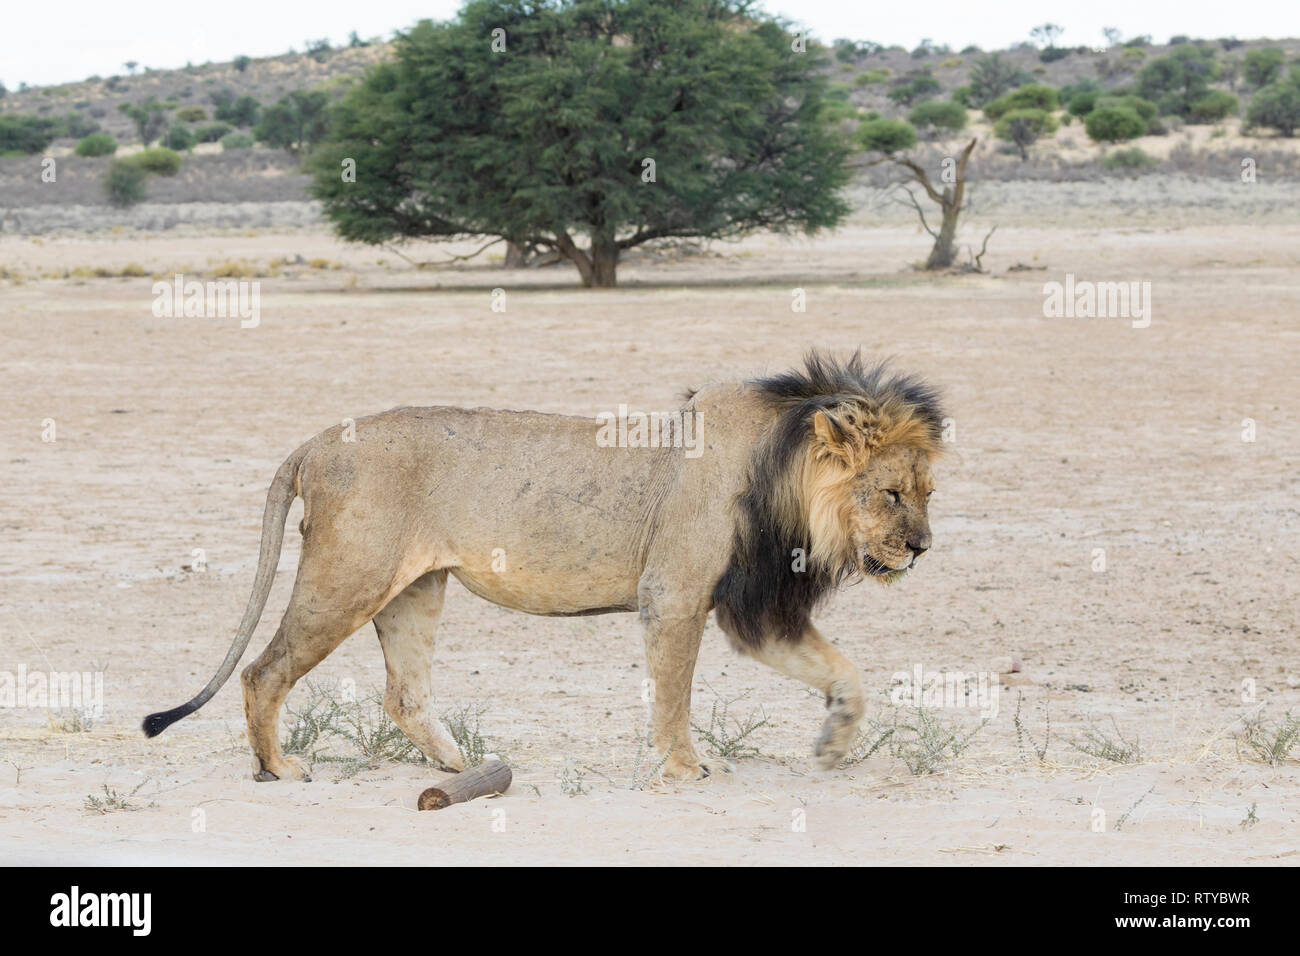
[893,137,978,270]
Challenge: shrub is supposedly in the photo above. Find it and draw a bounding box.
[857,117,917,153]
[968,53,1022,106]
[0,114,57,153]
[853,68,889,86]
[1137,46,1220,117]
[1068,91,1100,116]
[908,100,967,133]
[220,131,254,150]
[194,122,232,142]
[1189,90,1239,123]
[1243,48,1286,88]
[104,159,147,206]
[164,124,196,151]
[1246,75,1300,136]
[1103,146,1155,170]
[212,90,261,127]
[74,132,117,156]
[994,107,1057,159]
[1095,94,1159,122]
[233,55,252,73]
[887,72,941,106]
[174,105,207,122]
[984,84,1059,119]
[1085,106,1147,143]
[124,146,183,175]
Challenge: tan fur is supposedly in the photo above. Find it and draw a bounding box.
[166,374,940,783]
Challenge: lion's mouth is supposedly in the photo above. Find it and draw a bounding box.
[863,553,913,577]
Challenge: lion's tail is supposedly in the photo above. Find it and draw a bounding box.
[141,444,308,739]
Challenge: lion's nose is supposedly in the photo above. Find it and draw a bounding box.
[908,533,931,555]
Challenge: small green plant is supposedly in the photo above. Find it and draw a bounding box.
[1013,694,1051,762]
[628,731,673,790]
[1071,716,1141,764]
[881,703,988,775]
[220,131,254,151]
[48,708,98,733]
[1114,785,1154,831]
[691,686,768,760]
[84,782,148,814]
[559,763,588,796]
[1240,803,1259,829]
[1236,711,1300,768]
[441,702,494,768]
[281,679,341,757]
[313,691,428,777]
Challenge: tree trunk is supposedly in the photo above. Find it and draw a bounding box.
[589,236,619,288]
[925,200,960,269]
[504,241,527,268]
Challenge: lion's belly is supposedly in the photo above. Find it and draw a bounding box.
[449,565,639,616]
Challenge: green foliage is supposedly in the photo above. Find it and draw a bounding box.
[74,132,117,156]
[1137,45,1220,117]
[908,100,967,133]
[1085,106,1147,143]
[164,123,196,151]
[312,0,853,288]
[984,83,1059,119]
[887,70,941,106]
[103,159,148,206]
[255,89,329,151]
[118,100,169,144]
[195,121,233,142]
[124,146,183,175]
[993,107,1057,158]
[233,55,252,73]
[1095,94,1158,122]
[211,89,261,127]
[1246,72,1300,136]
[174,105,207,122]
[1102,146,1155,170]
[1189,89,1238,122]
[0,114,58,153]
[220,131,254,150]
[1068,91,1100,116]
[1243,48,1285,88]
[857,116,917,153]
[967,52,1023,107]
[853,68,889,86]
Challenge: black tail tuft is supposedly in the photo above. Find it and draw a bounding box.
[142,703,197,738]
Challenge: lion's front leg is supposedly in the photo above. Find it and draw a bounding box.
[751,624,864,769]
[638,579,713,781]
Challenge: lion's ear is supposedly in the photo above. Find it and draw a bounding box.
[811,409,864,467]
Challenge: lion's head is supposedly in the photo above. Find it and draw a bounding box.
[712,351,945,648]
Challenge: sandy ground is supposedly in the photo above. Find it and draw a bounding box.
[1,218,1298,866]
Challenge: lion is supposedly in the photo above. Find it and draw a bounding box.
[143,351,944,782]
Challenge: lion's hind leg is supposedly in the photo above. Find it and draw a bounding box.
[373,570,466,772]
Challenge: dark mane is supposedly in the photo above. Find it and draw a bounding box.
[711,351,945,648]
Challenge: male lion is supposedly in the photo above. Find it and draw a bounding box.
[144,351,944,782]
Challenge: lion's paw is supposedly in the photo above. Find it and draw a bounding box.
[251,755,312,782]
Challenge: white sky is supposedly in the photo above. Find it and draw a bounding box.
[3,0,1296,89]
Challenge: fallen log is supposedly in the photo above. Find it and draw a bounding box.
[417,760,512,811]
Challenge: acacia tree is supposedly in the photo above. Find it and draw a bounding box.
[311,0,851,287]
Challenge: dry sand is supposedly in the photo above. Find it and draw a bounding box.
[1,218,1298,865]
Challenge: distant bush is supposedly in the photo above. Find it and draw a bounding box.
[853,69,889,86]
[1243,48,1286,88]
[104,159,147,206]
[968,53,1023,107]
[1189,90,1239,123]
[0,114,57,153]
[74,132,117,156]
[220,131,255,150]
[1085,106,1147,143]
[233,55,252,73]
[1246,74,1300,136]
[212,89,261,127]
[1138,46,1220,117]
[1095,94,1159,122]
[195,121,233,142]
[1103,146,1156,170]
[174,105,207,122]
[1068,91,1100,116]
[887,71,941,106]
[255,89,330,151]
[164,124,196,151]
[994,107,1058,159]
[124,146,183,175]
[908,100,967,133]
[984,84,1059,119]
[857,117,917,153]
